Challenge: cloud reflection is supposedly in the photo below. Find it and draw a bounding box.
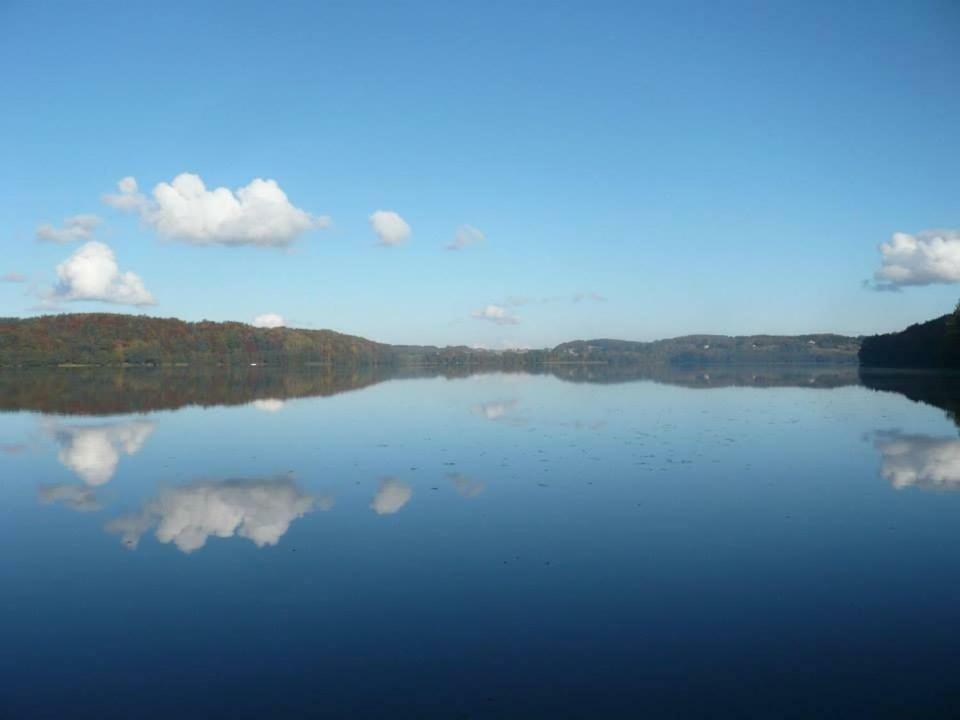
[370,477,412,515]
[44,418,155,486]
[448,472,485,498]
[105,474,315,553]
[874,430,960,491]
[38,484,101,512]
[473,399,518,421]
[252,399,285,413]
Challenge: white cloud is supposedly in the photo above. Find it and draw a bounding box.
[472,304,519,325]
[36,214,101,243]
[117,176,139,194]
[105,475,315,553]
[369,210,411,246]
[370,477,412,515]
[873,229,960,289]
[572,291,607,303]
[102,176,148,211]
[252,399,285,413]
[446,224,485,251]
[1,272,26,283]
[38,484,101,512]
[875,431,960,491]
[105,173,328,247]
[252,313,285,328]
[45,418,155,486]
[50,241,155,306]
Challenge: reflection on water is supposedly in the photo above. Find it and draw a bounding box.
[860,368,960,431]
[370,477,413,515]
[0,365,390,416]
[473,398,518,421]
[874,431,960,491]
[252,398,286,413]
[0,364,862,416]
[449,472,485,498]
[8,365,960,717]
[550,363,860,388]
[105,474,316,553]
[38,483,100,512]
[44,417,154,486]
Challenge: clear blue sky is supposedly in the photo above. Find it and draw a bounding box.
[1,0,958,347]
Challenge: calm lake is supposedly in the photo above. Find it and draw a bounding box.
[2,366,960,718]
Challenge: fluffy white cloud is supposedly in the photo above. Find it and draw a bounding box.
[36,214,101,243]
[370,477,412,515]
[472,304,519,325]
[252,313,285,328]
[252,399,285,413]
[105,475,315,553]
[104,173,328,247]
[117,176,139,194]
[102,176,147,211]
[446,224,485,251]
[49,241,154,306]
[875,431,960,491]
[369,210,411,246]
[45,418,155,486]
[38,484,101,512]
[1,272,26,283]
[873,230,960,289]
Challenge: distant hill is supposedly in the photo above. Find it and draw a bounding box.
[859,312,960,368]
[0,313,393,367]
[551,334,860,365]
[0,313,860,368]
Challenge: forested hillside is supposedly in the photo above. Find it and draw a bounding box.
[0,313,862,368]
[0,314,393,367]
[859,312,960,368]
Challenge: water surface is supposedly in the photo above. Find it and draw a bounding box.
[2,366,960,718]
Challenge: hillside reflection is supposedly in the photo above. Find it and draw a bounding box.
[860,369,960,431]
[0,366,390,416]
[0,364,861,416]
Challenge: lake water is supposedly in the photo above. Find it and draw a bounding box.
[2,366,960,718]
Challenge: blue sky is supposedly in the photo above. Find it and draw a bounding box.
[1,0,958,347]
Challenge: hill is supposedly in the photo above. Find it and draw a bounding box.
[0,313,861,368]
[0,313,393,367]
[859,312,960,368]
